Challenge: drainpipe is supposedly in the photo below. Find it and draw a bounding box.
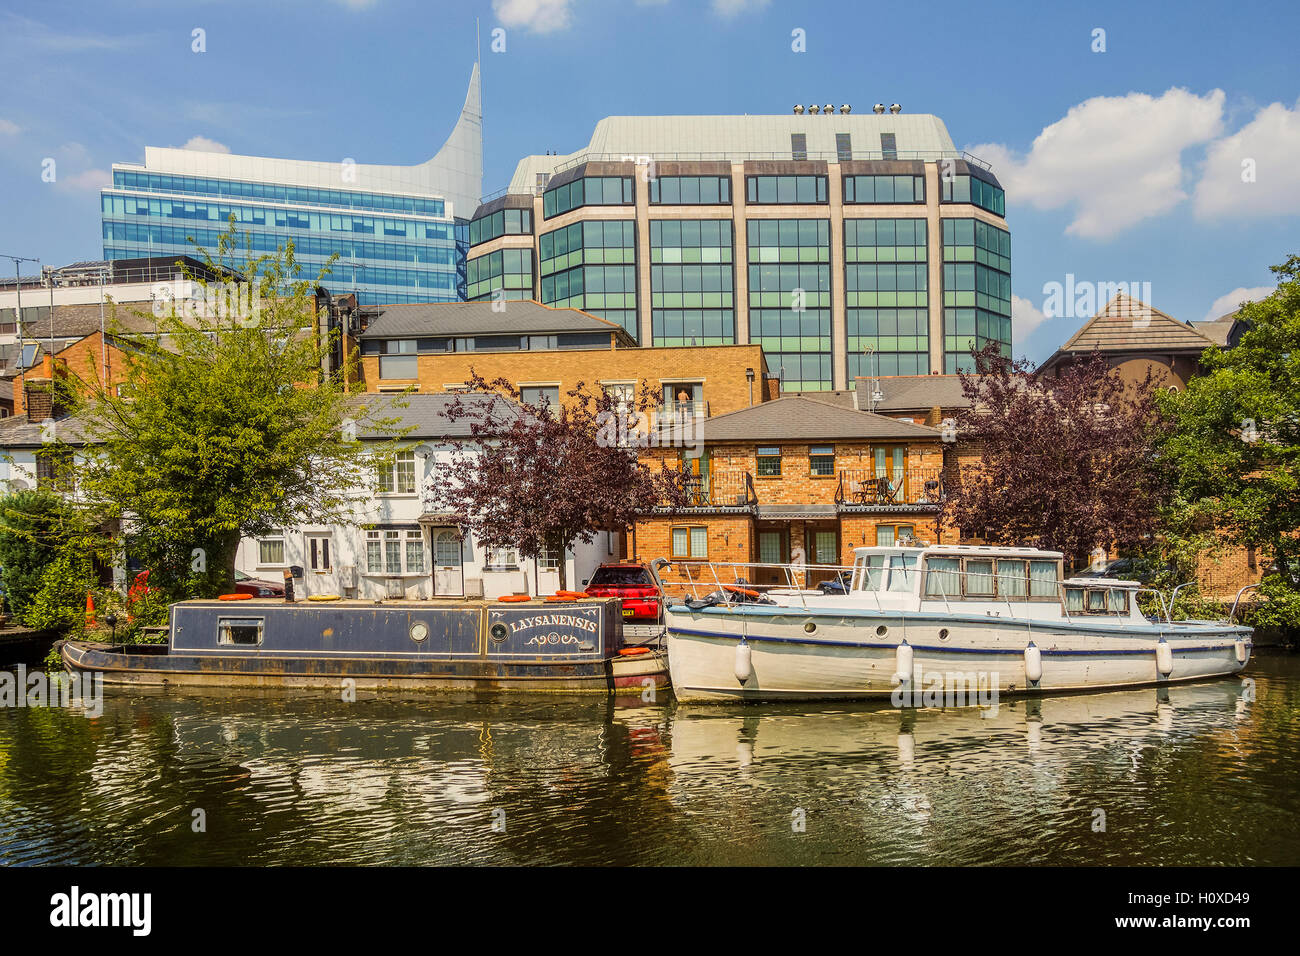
[745,367,754,406]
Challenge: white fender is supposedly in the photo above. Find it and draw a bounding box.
[734,640,753,684]
[894,641,914,684]
[1024,642,1043,683]
[1155,637,1174,677]
[1235,639,1249,664]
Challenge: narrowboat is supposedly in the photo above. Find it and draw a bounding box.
[659,544,1254,703]
[61,596,668,695]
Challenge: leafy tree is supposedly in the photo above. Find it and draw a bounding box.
[432,372,686,591]
[943,344,1169,568]
[63,222,406,598]
[0,490,82,620]
[24,549,97,634]
[1157,254,1300,629]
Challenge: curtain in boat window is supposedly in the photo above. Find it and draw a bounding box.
[996,559,1028,597]
[925,557,961,597]
[887,554,918,592]
[1087,589,1107,612]
[965,559,995,595]
[1065,587,1084,612]
[1029,560,1058,597]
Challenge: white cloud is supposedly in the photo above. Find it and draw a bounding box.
[57,168,111,191]
[335,0,380,8]
[1200,286,1274,323]
[712,0,771,16]
[1194,99,1300,220]
[181,135,231,154]
[1012,294,1048,342]
[493,0,572,33]
[0,118,19,135]
[969,88,1225,240]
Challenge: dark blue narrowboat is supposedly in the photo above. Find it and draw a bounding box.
[61,597,668,695]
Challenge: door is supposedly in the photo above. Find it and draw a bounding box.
[755,527,787,587]
[432,529,464,597]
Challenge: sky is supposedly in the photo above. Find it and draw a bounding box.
[0,0,1297,365]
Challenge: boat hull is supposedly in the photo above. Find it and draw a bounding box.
[666,605,1251,702]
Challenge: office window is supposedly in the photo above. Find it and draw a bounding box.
[649,218,735,346]
[756,446,782,477]
[648,176,731,205]
[671,526,708,559]
[880,132,897,159]
[746,219,832,390]
[835,132,852,162]
[809,445,835,476]
[746,175,827,205]
[791,133,808,161]
[520,385,560,409]
[377,450,416,494]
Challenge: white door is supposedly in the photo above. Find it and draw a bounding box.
[433,530,464,597]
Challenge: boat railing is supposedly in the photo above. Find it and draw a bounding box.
[658,561,876,611]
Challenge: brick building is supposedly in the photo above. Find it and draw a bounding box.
[632,395,946,586]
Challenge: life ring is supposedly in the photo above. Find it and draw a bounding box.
[722,584,760,598]
[618,647,651,656]
[307,594,341,602]
[218,593,252,601]
[497,595,532,602]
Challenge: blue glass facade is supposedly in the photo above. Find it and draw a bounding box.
[102,170,467,305]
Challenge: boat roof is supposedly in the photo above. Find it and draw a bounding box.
[852,544,1065,560]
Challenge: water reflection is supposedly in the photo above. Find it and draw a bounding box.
[0,657,1296,866]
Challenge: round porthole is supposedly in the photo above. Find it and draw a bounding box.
[490,622,509,643]
[409,621,429,643]
[804,622,817,634]
[939,628,949,641]
[876,625,888,637]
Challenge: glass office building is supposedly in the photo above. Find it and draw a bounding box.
[468,110,1010,387]
[102,66,482,307]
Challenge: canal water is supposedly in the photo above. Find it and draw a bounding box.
[1,652,1296,866]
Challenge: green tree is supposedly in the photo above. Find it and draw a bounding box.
[1157,254,1300,629]
[64,222,406,598]
[0,490,80,620]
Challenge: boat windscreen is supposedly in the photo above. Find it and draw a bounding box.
[887,554,918,592]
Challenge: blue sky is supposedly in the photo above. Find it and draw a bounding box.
[1,0,1297,364]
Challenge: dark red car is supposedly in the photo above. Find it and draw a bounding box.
[583,563,662,621]
[234,569,285,598]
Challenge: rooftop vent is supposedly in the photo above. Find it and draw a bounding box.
[823,104,834,115]
[889,103,902,114]
[839,104,851,114]
[793,104,805,114]
[873,104,886,114]
[808,104,821,114]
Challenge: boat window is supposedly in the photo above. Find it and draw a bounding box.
[1086,589,1108,612]
[1029,561,1059,598]
[924,557,961,597]
[218,617,264,646]
[1109,588,1130,614]
[861,554,887,590]
[1065,587,1084,612]
[964,559,995,597]
[996,559,1028,598]
[886,554,918,592]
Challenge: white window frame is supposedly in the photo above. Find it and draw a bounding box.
[364,528,426,576]
[376,450,417,495]
[258,534,287,567]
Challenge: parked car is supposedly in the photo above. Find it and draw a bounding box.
[582,563,662,621]
[234,569,285,598]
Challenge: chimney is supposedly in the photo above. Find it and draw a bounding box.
[23,354,66,421]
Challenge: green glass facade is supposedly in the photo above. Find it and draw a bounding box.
[845,219,929,377]
[539,220,638,339]
[649,219,735,346]
[747,219,832,391]
[941,175,1005,216]
[467,248,534,302]
[542,176,634,219]
[942,218,1011,372]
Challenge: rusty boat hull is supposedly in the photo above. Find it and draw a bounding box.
[62,597,669,696]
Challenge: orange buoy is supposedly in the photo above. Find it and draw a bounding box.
[545,595,577,602]
[618,647,651,656]
[722,583,761,598]
[497,595,531,603]
[555,590,588,598]
[218,593,252,601]
[85,592,97,627]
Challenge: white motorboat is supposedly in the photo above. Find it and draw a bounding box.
[658,544,1254,703]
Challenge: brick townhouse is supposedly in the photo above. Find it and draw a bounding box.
[633,395,946,587]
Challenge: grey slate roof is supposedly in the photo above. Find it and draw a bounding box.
[674,396,940,443]
[16,301,161,340]
[0,414,94,448]
[359,300,634,344]
[856,374,971,413]
[1056,293,1217,354]
[349,392,530,439]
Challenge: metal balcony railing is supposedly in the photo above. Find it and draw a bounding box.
[834,465,946,507]
[675,469,757,509]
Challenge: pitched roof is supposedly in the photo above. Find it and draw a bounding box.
[348,392,530,439]
[855,374,971,412]
[0,414,94,448]
[16,301,162,340]
[672,395,940,443]
[358,300,634,344]
[1057,293,1217,354]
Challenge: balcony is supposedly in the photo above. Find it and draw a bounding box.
[652,400,709,432]
[670,468,757,510]
[834,466,945,510]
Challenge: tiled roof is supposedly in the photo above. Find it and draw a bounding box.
[856,374,970,412]
[348,392,530,439]
[1057,293,1217,353]
[672,396,940,443]
[18,301,160,340]
[358,300,634,344]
